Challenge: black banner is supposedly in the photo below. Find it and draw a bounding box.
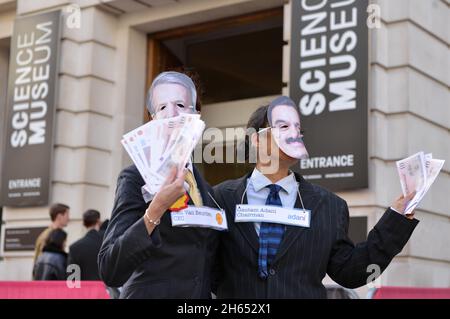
[1,11,61,206]
[3,226,47,251]
[290,0,368,191]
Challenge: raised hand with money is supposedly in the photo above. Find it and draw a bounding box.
[391,192,417,220]
[122,113,205,197]
[396,151,445,216]
[144,166,187,233]
[99,71,224,299]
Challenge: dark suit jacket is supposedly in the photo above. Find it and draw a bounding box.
[98,164,219,299]
[213,172,419,299]
[68,229,102,281]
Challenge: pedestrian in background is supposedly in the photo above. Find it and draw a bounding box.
[68,209,103,281]
[33,229,68,280]
[33,203,70,266]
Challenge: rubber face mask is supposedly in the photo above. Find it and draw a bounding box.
[151,83,195,120]
[147,71,198,120]
[267,96,309,160]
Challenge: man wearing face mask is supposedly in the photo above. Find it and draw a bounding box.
[98,71,219,298]
[212,96,419,298]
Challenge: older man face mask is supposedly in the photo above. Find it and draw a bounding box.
[148,72,198,120]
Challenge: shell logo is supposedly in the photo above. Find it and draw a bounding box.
[216,212,223,225]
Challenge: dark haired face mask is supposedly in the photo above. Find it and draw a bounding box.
[267,101,309,160]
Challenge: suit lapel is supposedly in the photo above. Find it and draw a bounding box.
[228,172,260,254]
[272,173,322,264]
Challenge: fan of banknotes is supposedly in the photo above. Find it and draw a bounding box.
[121,114,205,196]
[396,151,445,215]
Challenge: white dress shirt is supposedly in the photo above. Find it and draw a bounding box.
[246,168,298,236]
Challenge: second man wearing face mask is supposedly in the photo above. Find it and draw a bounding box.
[212,96,419,298]
[98,71,219,298]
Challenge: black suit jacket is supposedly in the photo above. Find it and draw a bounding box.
[98,164,219,299]
[68,229,102,281]
[213,172,419,298]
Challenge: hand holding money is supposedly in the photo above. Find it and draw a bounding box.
[121,114,205,198]
[144,167,187,233]
[391,192,416,219]
[151,166,187,212]
[396,151,445,216]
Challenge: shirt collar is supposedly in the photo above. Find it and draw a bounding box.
[250,168,297,194]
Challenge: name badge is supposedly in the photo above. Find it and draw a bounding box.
[235,204,311,228]
[171,206,228,231]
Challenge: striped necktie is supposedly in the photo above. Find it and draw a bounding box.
[258,184,285,279]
